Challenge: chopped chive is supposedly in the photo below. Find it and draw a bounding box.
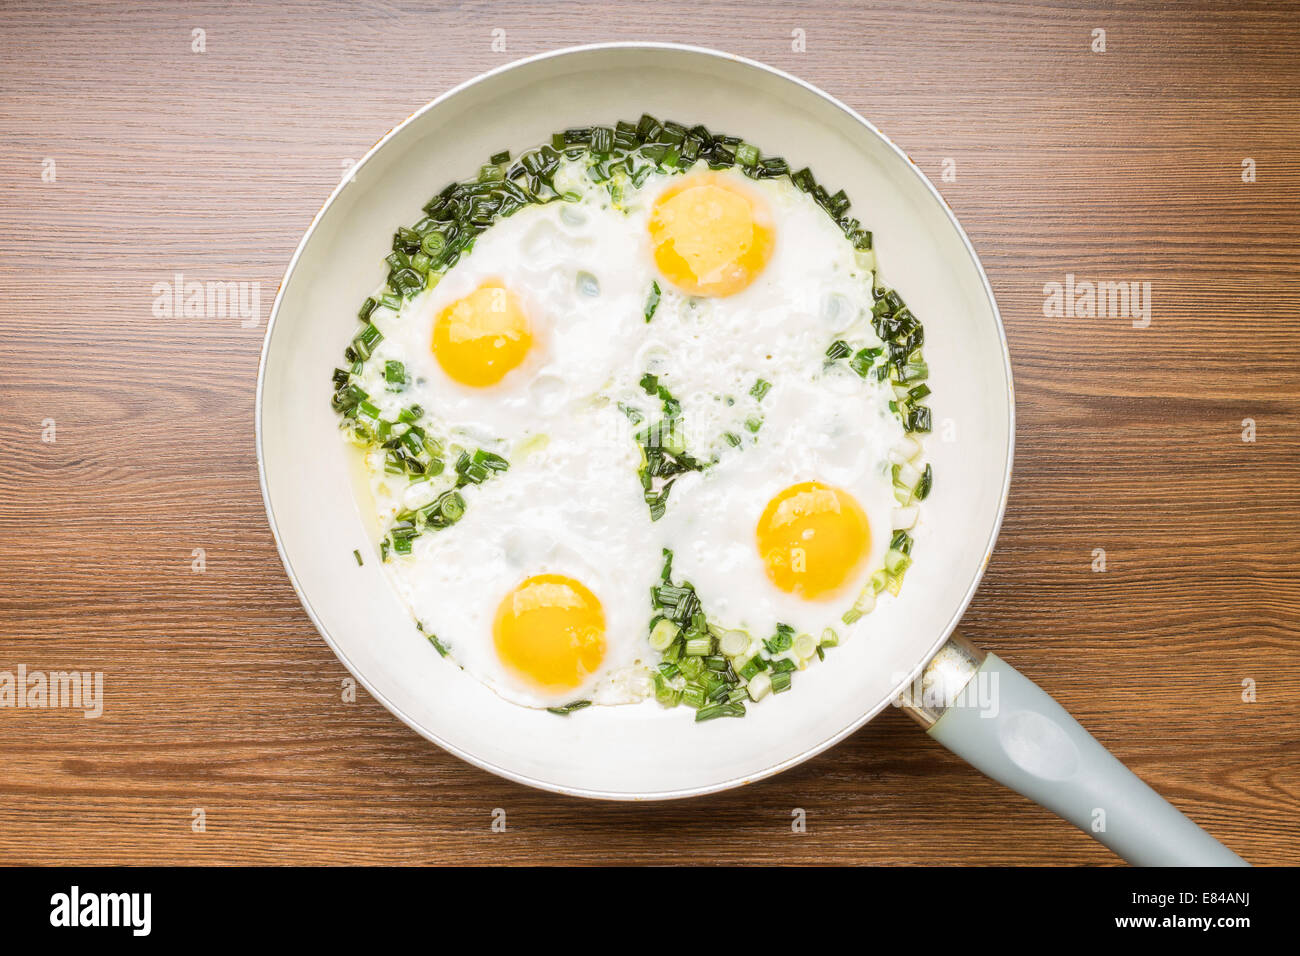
[764,623,795,654]
[906,405,932,433]
[696,701,746,721]
[653,672,682,707]
[384,359,407,387]
[547,699,592,716]
[825,339,851,362]
[684,636,713,657]
[749,378,772,401]
[644,280,661,322]
[352,549,363,566]
[681,685,706,709]
[916,463,933,500]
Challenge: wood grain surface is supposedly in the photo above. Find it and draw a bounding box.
[0,0,1296,866]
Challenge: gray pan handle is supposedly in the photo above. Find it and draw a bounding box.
[897,633,1247,866]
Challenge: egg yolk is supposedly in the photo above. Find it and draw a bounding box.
[756,481,871,599]
[493,574,606,692]
[648,174,774,297]
[432,281,533,387]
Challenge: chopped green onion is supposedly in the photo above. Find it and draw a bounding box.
[764,624,794,654]
[653,672,681,707]
[547,700,592,716]
[825,339,851,362]
[885,549,912,575]
[916,463,933,500]
[735,142,760,166]
[684,636,713,657]
[719,629,749,657]
[695,701,745,722]
[649,618,679,651]
[384,359,407,387]
[681,685,707,709]
[644,280,661,322]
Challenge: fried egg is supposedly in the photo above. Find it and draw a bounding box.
[381,407,662,708]
[348,146,921,710]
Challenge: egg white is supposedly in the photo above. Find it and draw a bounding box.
[351,156,919,709]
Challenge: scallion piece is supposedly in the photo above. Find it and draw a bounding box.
[719,629,749,657]
[695,701,745,722]
[681,685,707,709]
[764,624,794,654]
[684,636,713,657]
[916,463,933,500]
[547,700,592,716]
[653,672,682,707]
[825,339,851,362]
[644,280,661,322]
[649,618,679,651]
[885,549,912,575]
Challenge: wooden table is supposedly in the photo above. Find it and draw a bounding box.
[1,0,1295,866]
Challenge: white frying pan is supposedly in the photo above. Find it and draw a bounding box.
[257,44,1245,866]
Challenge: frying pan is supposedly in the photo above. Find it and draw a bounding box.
[257,43,1246,866]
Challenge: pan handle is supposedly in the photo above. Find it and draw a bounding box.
[896,632,1247,866]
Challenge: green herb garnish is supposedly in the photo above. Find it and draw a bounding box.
[644,280,661,322]
[547,700,592,716]
[633,376,704,521]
